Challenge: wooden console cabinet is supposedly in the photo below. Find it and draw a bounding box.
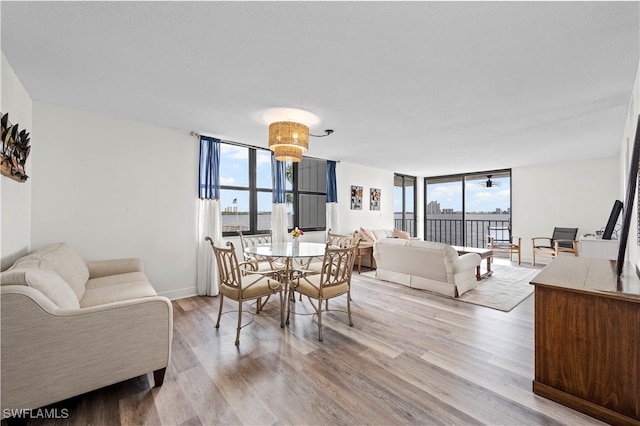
[530,257,640,425]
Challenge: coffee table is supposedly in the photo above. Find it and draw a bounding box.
[452,246,494,280]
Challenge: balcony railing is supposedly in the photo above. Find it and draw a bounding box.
[425,219,511,248]
[394,218,415,236]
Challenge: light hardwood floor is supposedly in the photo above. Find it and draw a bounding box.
[12,263,607,425]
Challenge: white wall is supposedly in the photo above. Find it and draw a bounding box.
[512,156,619,265]
[1,54,33,270]
[334,161,395,234]
[31,103,198,299]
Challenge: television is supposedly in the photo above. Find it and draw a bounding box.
[615,115,640,278]
[602,200,623,240]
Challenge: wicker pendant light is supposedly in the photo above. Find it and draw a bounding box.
[268,121,309,162]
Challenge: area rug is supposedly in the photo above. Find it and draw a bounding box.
[458,264,541,312]
[361,263,541,312]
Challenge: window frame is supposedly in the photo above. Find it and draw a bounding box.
[219,141,327,236]
[394,173,417,237]
[423,168,512,247]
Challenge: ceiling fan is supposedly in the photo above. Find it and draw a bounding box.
[478,175,502,188]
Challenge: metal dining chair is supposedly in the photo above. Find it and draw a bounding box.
[288,243,358,341]
[206,238,284,346]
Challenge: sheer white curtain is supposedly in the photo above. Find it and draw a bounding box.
[326,160,339,233]
[271,154,288,242]
[196,199,221,295]
[326,203,340,234]
[272,203,288,243]
[196,136,222,296]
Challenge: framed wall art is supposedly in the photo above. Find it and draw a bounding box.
[370,188,381,210]
[351,185,363,210]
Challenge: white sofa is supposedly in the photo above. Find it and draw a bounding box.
[0,243,173,416]
[373,238,481,297]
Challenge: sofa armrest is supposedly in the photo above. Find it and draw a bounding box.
[85,258,144,278]
[454,252,481,272]
[1,285,172,412]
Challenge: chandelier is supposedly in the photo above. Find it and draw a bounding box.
[268,121,309,162]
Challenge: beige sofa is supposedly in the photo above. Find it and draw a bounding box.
[0,243,173,416]
[373,238,481,297]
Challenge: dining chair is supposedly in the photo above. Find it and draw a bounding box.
[531,227,579,266]
[288,243,358,341]
[302,230,360,275]
[328,230,361,248]
[238,231,285,278]
[206,238,284,346]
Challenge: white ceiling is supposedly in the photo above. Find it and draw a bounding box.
[2,1,639,176]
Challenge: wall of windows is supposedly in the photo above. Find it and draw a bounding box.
[424,169,511,247]
[394,174,417,237]
[219,141,326,236]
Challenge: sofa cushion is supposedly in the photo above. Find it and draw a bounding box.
[12,243,89,300]
[1,268,80,309]
[80,272,157,308]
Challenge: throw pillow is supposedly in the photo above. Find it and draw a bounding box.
[360,227,377,242]
[393,228,411,240]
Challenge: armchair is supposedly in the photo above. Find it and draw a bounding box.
[487,235,522,264]
[531,227,579,266]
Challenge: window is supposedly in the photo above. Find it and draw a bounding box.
[219,141,326,236]
[394,174,416,237]
[295,157,327,231]
[425,169,511,247]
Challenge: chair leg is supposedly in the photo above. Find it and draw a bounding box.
[317,298,323,341]
[347,290,353,326]
[532,250,536,266]
[215,294,224,328]
[235,300,243,346]
[286,290,292,325]
[279,291,284,328]
[517,249,521,265]
[256,296,262,313]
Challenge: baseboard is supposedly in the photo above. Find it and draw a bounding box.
[158,287,198,300]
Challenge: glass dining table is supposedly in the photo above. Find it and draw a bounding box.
[244,242,327,324]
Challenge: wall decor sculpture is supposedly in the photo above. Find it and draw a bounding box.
[351,185,363,210]
[370,188,381,210]
[1,112,31,182]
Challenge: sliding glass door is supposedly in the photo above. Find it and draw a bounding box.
[425,170,511,247]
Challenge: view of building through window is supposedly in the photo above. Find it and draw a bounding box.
[425,170,511,247]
